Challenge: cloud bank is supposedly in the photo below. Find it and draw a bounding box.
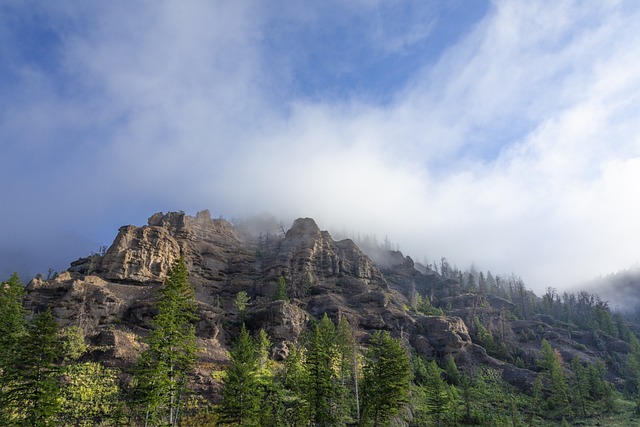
[2,1,640,294]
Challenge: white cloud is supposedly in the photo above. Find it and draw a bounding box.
[2,0,640,296]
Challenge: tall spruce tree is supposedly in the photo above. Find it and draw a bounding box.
[218,324,261,426]
[0,273,28,425]
[528,376,543,427]
[539,339,571,419]
[305,314,341,426]
[280,344,310,426]
[626,334,640,395]
[421,360,455,427]
[132,258,197,426]
[570,356,590,417]
[361,331,411,427]
[1,310,64,427]
[0,273,27,369]
[275,276,289,302]
[335,315,358,422]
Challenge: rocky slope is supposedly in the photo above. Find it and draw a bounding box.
[23,210,632,392]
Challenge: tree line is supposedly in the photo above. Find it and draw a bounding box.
[2,259,640,426]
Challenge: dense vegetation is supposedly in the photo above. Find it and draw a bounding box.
[3,256,640,426]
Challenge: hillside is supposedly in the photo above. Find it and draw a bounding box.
[8,210,640,425]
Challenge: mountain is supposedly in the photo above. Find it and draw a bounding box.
[21,210,635,397]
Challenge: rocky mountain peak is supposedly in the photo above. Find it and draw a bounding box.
[20,209,635,398]
[24,212,496,371]
[286,217,321,239]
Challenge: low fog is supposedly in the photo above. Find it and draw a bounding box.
[2,2,640,296]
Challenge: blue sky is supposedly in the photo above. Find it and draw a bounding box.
[2,1,640,298]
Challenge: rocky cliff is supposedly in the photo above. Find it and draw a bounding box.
[22,210,632,392]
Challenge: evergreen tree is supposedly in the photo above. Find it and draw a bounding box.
[132,258,197,426]
[587,360,615,412]
[459,372,474,423]
[466,272,477,292]
[420,360,455,427]
[478,271,487,294]
[626,334,640,395]
[280,344,310,426]
[254,329,286,427]
[304,314,341,426]
[468,367,524,426]
[443,355,461,386]
[528,376,543,427]
[275,276,289,302]
[1,310,64,427]
[539,339,571,419]
[361,331,411,427]
[259,380,285,427]
[335,316,355,388]
[473,316,495,355]
[570,356,590,417]
[235,291,250,321]
[0,273,27,426]
[335,316,358,423]
[0,273,27,369]
[257,329,272,372]
[218,324,262,426]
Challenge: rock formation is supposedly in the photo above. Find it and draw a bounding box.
[21,210,634,392]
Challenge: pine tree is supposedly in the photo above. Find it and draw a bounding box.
[587,360,615,412]
[335,316,358,423]
[0,273,27,368]
[275,276,289,302]
[132,258,197,426]
[459,372,474,423]
[361,331,411,427]
[626,334,640,395]
[254,329,285,427]
[218,324,261,426]
[443,355,461,386]
[280,344,310,426]
[0,272,27,426]
[305,314,341,426]
[539,339,571,419]
[528,376,543,427]
[570,356,589,417]
[421,360,455,427]
[335,316,355,387]
[257,329,272,371]
[468,367,523,426]
[1,310,64,427]
[234,291,250,321]
[259,380,285,427]
[473,316,495,354]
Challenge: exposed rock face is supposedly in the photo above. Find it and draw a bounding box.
[20,209,635,394]
[98,225,181,283]
[26,271,150,331]
[415,316,472,359]
[273,218,387,299]
[25,211,418,369]
[246,300,309,343]
[97,210,245,285]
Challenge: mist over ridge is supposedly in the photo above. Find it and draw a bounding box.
[2,2,640,299]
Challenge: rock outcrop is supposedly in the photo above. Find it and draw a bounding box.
[20,209,634,394]
[25,211,428,368]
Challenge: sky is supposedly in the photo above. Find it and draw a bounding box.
[2,0,640,296]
